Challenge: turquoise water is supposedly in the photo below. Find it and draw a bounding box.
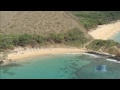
[1,54,120,79]
[110,32,120,43]
[1,32,120,79]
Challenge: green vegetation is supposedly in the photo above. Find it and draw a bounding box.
[86,39,120,55]
[72,11,120,30]
[0,28,90,51]
[64,28,89,47]
[1,11,120,56]
[19,34,33,46]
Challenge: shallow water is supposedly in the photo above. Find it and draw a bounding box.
[110,32,120,43]
[1,31,120,79]
[1,54,120,79]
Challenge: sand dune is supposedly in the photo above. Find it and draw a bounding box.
[88,20,120,40]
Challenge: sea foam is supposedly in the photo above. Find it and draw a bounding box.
[65,53,100,58]
[106,59,120,63]
[82,53,100,58]
[65,53,83,55]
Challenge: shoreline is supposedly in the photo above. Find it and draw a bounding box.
[7,47,87,62]
[1,49,120,66]
[88,20,120,40]
[2,20,120,65]
[3,49,120,66]
[86,51,120,63]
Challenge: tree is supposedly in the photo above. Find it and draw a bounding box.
[55,34,64,43]
[19,34,33,46]
[35,35,44,43]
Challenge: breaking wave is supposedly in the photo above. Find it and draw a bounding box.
[65,53,83,55]
[82,53,100,58]
[106,59,120,63]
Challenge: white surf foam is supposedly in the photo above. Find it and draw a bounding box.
[65,53,83,55]
[82,53,100,58]
[106,58,117,62]
[106,58,120,63]
[116,61,120,63]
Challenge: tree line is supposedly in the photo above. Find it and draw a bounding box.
[0,28,90,51]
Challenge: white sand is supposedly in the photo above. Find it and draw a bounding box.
[7,47,87,61]
[88,20,120,40]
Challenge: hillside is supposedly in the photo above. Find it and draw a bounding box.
[0,11,87,35]
[72,11,120,30]
[72,11,120,55]
[1,11,120,56]
[0,11,93,51]
[86,39,120,56]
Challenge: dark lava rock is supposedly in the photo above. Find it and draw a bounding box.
[0,60,4,65]
[87,51,120,61]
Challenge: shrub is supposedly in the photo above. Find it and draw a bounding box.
[64,28,89,46]
[72,11,120,30]
[19,34,33,46]
[86,39,120,52]
[55,34,64,43]
[34,35,44,43]
[0,28,90,51]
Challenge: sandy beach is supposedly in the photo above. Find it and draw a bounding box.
[5,20,120,62]
[7,47,87,61]
[88,20,120,40]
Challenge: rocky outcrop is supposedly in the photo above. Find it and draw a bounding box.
[87,51,120,61]
[0,60,4,65]
[0,59,12,66]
